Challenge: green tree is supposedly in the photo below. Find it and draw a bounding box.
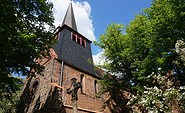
[0,77,23,113]
[145,0,185,85]
[95,23,133,112]
[95,0,185,111]
[125,0,185,90]
[0,0,55,96]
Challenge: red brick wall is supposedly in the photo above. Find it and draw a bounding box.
[61,64,107,112]
[20,49,110,113]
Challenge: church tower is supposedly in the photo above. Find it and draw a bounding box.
[53,1,95,78]
[18,1,110,113]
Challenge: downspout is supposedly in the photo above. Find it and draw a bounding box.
[51,59,55,82]
[59,61,64,86]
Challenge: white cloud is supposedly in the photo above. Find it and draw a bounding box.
[51,0,96,41]
[93,51,105,66]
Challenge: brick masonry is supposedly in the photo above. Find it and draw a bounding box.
[18,49,110,113]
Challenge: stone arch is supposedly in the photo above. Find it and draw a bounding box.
[94,80,98,94]
[29,79,40,101]
[80,74,85,94]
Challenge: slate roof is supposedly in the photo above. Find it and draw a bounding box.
[53,25,97,77]
[53,2,102,78]
[62,2,78,31]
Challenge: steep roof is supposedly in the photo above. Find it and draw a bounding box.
[53,2,97,78]
[62,2,78,31]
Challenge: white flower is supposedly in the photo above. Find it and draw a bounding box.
[180,86,184,90]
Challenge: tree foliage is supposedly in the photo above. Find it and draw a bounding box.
[126,0,185,90]
[0,0,55,95]
[0,77,23,113]
[95,0,185,112]
[128,73,185,112]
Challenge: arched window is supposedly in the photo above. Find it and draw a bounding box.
[71,33,76,41]
[94,80,98,94]
[77,37,81,44]
[82,39,86,47]
[80,74,85,94]
[30,80,39,101]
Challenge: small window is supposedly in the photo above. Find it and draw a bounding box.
[80,74,85,94]
[77,37,81,44]
[94,80,98,94]
[30,80,39,101]
[72,33,76,41]
[33,82,38,93]
[82,40,86,47]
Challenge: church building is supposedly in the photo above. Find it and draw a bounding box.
[18,1,110,113]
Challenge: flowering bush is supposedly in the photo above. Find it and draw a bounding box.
[127,73,185,112]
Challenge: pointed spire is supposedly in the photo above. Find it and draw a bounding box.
[62,1,78,31]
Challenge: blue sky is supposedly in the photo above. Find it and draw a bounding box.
[52,0,152,64]
[89,0,152,37]
[88,0,152,55]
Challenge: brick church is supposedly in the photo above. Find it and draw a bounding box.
[18,1,110,113]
